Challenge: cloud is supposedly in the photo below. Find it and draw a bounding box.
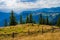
[0,0,60,12]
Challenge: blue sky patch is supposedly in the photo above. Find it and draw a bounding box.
[20,0,37,2]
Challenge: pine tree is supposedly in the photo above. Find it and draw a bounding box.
[33,20,36,24]
[29,14,33,23]
[9,11,17,26]
[56,16,60,27]
[4,19,8,27]
[45,16,49,25]
[20,15,23,24]
[42,18,45,24]
[49,21,53,25]
[26,14,29,23]
[39,13,43,24]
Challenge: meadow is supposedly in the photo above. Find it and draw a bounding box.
[0,24,60,40]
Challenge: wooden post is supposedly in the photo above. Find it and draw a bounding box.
[12,32,15,38]
[28,29,30,35]
[42,26,43,34]
[52,26,54,33]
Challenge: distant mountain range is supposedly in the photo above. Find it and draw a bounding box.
[0,7,60,27]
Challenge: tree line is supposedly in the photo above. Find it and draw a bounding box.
[4,11,60,27]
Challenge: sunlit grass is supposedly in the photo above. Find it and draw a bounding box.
[0,24,60,40]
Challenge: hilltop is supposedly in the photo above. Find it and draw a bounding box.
[0,24,60,40]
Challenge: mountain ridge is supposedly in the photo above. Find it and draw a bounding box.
[0,7,60,26]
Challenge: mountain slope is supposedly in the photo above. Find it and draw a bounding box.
[0,7,60,26]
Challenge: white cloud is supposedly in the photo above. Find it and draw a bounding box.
[0,0,60,12]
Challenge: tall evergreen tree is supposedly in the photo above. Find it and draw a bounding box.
[29,14,33,23]
[4,19,8,27]
[42,18,45,24]
[39,13,43,24]
[33,20,36,24]
[46,16,49,25]
[20,15,23,24]
[26,14,29,23]
[9,11,17,26]
[56,16,60,27]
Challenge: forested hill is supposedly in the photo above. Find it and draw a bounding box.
[0,7,60,26]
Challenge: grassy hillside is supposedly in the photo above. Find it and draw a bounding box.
[0,24,60,40]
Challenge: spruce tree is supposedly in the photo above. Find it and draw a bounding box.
[29,14,33,23]
[45,16,49,25]
[42,18,45,24]
[4,19,8,27]
[9,11,17,26]
[44,18,46,25]
[26,14,29,23]
[39,13,43,24]
[33,20,36,24]
[56,16,60,27]
[20,15,23,24]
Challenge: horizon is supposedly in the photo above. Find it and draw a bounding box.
[0,0,60,26]
[0,0,60,40]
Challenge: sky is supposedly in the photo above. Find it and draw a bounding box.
[0,0,60,13]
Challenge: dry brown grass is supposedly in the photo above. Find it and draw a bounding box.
[0,24,60,40]
[2,32,60,40]
[15,32,60,40]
